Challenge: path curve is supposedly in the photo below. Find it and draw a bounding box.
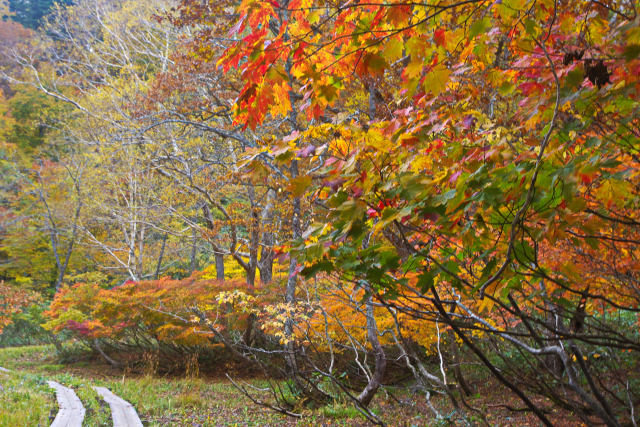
[47,380,86,427]
[94,386,143,427]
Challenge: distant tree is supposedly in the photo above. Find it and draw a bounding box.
[0,281,40,333]
[5,85,65,150]
[6,0,72,29]
[0,19,32,95]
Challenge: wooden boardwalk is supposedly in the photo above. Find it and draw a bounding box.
[2,366,143,427]
[47,380,86,427]
[94,386,143,427]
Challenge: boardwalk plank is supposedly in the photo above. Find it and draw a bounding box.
[47,380,85,427]
[94,386,143,427]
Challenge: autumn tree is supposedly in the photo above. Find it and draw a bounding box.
[203,0,640,423]
[2,0,208,283]
[0,281,40,333]
[2,0,638,423]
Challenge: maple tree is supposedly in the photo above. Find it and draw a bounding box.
[43,273,261,366]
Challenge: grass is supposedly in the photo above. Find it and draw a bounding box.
[0,344,398,426]
[0,344,54,370]
[0,369,54,427]
[319,403,363,419]
[0,342,572,426]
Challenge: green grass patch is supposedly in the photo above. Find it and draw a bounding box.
[0,370,54,427]
[41,364,65,372]
[319,403,363,419]
[0,344,53,370]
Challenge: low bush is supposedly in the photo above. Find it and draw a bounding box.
[43,273,272,372]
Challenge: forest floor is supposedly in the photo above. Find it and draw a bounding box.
[0,343,582,426]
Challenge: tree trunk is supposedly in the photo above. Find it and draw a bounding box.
[448,330,472,396]
[357,289,386,407]
[247,268,256,287]
[243,313,256,346]
[258,259,273,284]
[50,332,64,355]
[258,188,276,285]
[242,266,256,346]
[189,229,198,274]
[246,266,256,287]
[357,217,386,407]
[215,252,225,281]
[154,233,168,280]
[36,174,64,291]
[285,192,300,333]
[93,339,121,368]
[55,193,82,291]
[247,185,260,288]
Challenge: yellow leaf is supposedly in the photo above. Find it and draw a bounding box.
[287,175,312,197]
[382,37,404,62]
[269,81,291,118]
[596,179,632,208]
[423,66,451,96]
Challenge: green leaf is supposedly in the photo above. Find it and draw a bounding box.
[596,179,632,206]
[503,0,526,10]
[418,270,435,292]
[513,240,535,263]
[623,44,640,61]
[402,255,425,274]
[565,69,584,89]
[469,17,492,38]
[362,52,387,77]
[523,18,539,36]
[498,80,515,96]
[480,258,498,282]
[433,189,456,206]
[301,259,334,277]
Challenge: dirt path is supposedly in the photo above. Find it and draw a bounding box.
[93,386,143,427]
[47,380,86,427]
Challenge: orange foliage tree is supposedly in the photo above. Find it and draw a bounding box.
[43,273,267,367]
